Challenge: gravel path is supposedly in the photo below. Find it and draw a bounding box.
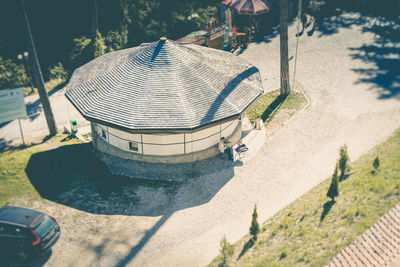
[3,12,400,267]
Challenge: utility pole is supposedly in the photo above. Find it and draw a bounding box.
[21,0,57,136]
[280,0,290,95]
[91,0,99,39]
[292,0,302,90]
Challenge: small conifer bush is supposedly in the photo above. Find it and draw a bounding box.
[371,156,380,175]
[373,156,380,170]
[219,235,234,266]
[327,164,339,201]
[250,204,260,240]
[338,144,350,181]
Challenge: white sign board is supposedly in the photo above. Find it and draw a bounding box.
[0,87,27,124]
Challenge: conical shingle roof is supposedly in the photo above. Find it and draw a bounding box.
[66,39,263,131]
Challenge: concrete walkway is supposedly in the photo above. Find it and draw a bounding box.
[328,204,400,267]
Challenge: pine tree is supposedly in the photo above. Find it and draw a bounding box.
[373,156,380,170]
[250,204,260,240]
[338,144,349,181]
[327,164,339,201]
[219,235,234,266]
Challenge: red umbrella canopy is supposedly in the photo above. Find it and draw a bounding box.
[230,0,270,15]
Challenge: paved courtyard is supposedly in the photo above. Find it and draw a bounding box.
[1,12,400,267]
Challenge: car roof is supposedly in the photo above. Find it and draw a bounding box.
[0,206,44,228]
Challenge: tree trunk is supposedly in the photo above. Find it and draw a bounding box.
[21,0,57,136]
[91,0,99,39]
[280,0,290,95]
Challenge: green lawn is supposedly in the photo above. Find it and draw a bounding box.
[0,134,172,212]
[0,135,80,206]
[246,90,306,123]
[209,128,400,267]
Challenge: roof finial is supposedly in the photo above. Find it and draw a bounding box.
[159,37,167,44]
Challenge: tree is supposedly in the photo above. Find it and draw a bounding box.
[373,156,380,170]
[338,144,350,181]
[69,31,106,70]
[0,57,29,89]
[327,164,339,201]
[93,31,106,58]
[280,0,290,95]
[371,156,380,175]
[250,204,260,240]
[338,145,350,181]
[219,235,234,266]
[104,30,128,52]
[21,0,57,136]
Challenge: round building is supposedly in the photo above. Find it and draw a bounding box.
[66,38,263,166]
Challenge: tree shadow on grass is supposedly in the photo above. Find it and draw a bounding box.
[261,94,287,122]
[237,238,255,260]
[320,200,336,223]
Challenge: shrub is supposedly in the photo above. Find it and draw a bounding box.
[373,156,380,170]
[93,30,106,58]
[371,156,380,175]
[70,36,92,70]
[69,31,106,70]
[104,30,128,52]
[327,164,339,201]
[49,63,69,81]
[219,235,234,266]
[250,204,260,240]
[338,145,350,181]
[280,250,288,260]
[0,57,29,89]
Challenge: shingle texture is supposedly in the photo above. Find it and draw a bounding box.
[66,39,263,130]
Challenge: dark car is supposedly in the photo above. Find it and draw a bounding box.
[0,205,60,261]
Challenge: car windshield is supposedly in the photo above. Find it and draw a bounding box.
[33,215,56,239]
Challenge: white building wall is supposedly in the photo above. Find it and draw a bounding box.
[93,119,239,156]
[143,143,184,155]
[185,133,193,154]
[108,127,141,142]
[142,133,184,144]
[221,120,238,138]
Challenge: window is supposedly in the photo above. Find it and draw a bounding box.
[0,224,17,236]
[15,227,27,237]
[129,141,139,152]
[101,129,107,139]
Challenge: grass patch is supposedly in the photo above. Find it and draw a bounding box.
[22,78,67,97]
[246,90,306,123]
[0,134,180,214]
[0,134,81,206]
[209,128,400,267]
